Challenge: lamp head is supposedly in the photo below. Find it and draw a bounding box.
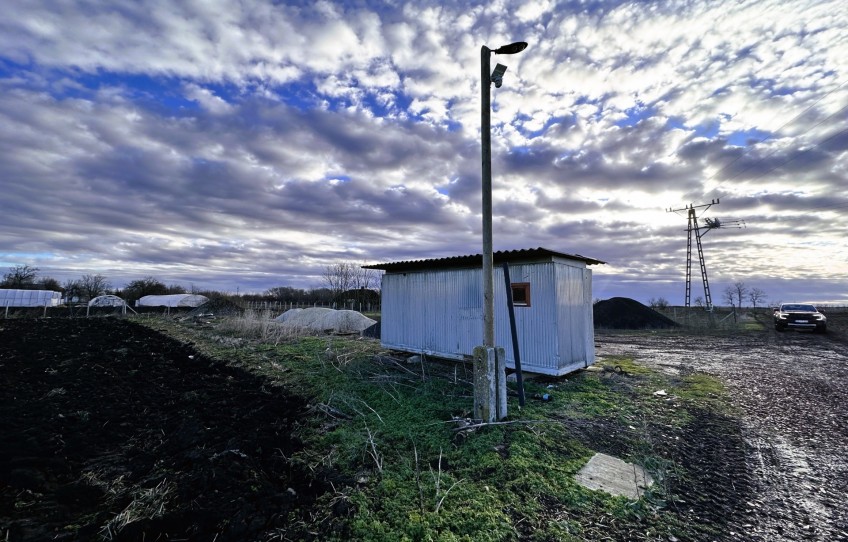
[493,42,528,55]
[491,63,507,88]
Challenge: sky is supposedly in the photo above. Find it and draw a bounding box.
[1,0,847,306]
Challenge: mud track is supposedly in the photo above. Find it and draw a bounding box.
[596,313,848,541]
[0,318,335,541]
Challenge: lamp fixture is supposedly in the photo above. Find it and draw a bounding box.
[491,63,507,88]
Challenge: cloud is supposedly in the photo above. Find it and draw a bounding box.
[0,0,846,304]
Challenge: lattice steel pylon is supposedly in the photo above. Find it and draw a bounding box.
[667,199,745,312]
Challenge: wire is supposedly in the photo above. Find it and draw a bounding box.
[704,79,848,191]
[746,125,848,180]
[705,103,848,194]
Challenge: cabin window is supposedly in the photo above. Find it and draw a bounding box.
[511,283,531,307]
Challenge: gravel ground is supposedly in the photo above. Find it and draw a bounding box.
[595,312,848,541]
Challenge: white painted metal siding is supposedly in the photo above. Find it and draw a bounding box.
[379,258,596,375]
[554,262,595,373]
[493,262,561,374]
[381,268,483,361]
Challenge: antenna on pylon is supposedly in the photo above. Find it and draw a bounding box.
[667,199,745,312]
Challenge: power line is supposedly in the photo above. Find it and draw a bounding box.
[705,103,848,197]
[703,79,848,192]
[709,124,848,206]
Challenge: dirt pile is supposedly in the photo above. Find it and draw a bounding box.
[593,297,679,329]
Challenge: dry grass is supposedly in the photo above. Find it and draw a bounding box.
[216,310,303,344]
[100,479,174,540]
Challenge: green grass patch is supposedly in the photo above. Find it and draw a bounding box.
[139,316,736,541]
[597,355,654,376]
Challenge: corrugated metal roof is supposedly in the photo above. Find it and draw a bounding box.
[363,247,605,272]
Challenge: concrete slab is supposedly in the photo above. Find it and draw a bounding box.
[574,452,654,499]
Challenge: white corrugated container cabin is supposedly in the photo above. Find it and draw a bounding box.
[0,289,62,307]
[364,247,605,376]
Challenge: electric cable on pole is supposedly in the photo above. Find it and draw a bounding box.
[667,199,745,311]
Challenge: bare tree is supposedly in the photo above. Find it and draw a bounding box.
[323,262,382,308]
[722,286,736,307]
[649,297,669,309]
[733,282,749,308]
[1,265,39,288]
[354,265,378,291]
[78,274,111,301]
[694,296,705,308]
[323,262,358,300]
[63,279,82,302]
[748,287,767,308]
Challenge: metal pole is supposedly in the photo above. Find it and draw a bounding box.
[502,263,526,406]
[481,45,495,348]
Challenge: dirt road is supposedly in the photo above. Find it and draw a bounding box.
[596,315,848,541]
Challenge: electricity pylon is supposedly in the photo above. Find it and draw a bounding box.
[667,199,745,311]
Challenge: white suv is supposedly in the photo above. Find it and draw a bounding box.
[773,303,827,333]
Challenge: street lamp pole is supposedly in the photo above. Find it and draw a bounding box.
[475,40,527,422]
[481,45,495,347]
[481,41,527,348]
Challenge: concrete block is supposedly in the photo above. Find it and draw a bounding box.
[574,452,654,500]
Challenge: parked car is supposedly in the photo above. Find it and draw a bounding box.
[773,303,827,333]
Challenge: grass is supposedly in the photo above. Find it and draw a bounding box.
[141,316,735,541]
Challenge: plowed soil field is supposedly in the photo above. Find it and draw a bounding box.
[0,318,333,541]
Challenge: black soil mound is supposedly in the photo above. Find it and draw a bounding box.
[593,297,679,329]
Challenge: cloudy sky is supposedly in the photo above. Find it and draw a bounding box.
[1,0,846,305]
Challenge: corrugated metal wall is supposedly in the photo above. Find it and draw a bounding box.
[380,259,595,375]
[554,263,595,373]
[381,267,483,360]
[493,262,561,374]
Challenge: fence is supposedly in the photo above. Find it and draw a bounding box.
[4,300,53,318]
[244,300,380,314]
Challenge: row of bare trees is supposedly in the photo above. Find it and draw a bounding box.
[3,262,382,306]
[648,282,767,310]
[322,262,380,301]
[1,265,188,304]
[2,265,113,301]
[722,281,767,308]
[254,263,381,306]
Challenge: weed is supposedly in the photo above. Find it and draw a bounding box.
[140,316,738,541]
[364,424,383,474]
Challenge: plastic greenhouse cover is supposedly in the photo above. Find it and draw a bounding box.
[88,295,126,307]
[0,289,62,307]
